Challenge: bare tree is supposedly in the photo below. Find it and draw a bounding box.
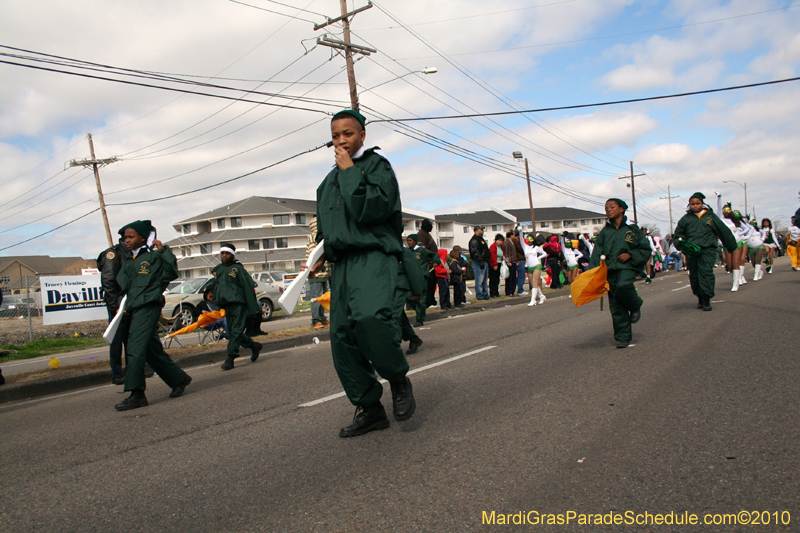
[641,223,661,236]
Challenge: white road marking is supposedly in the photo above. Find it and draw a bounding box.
[298,345,498,408]
[671,285,693,292]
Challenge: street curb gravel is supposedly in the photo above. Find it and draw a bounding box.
[0,282,592,404]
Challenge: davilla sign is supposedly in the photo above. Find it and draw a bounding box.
[41,275,107,325]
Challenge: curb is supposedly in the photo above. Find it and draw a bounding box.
[0,281,595,404]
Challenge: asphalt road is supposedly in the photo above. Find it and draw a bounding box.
[1,259,798,532]
[1,314,311,376]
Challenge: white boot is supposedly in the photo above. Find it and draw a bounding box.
[536,288,546,304]
[753,264,762,281]
[731,270,740,291]
[738,265,747,284]
[527,291,537,306]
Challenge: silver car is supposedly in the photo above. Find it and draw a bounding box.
[162,275,281,328]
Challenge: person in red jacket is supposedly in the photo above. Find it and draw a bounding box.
[488,234,504,298]
[434,248,451,310]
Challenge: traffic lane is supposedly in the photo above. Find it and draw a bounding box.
[1,268,796,531]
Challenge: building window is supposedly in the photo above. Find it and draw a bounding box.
[185,247,192,256]
[274,214,290,225]
[217,218,225,229]
[0,276,10,283]
[540,222,550,228]
[581,220,589,225]
[277,238,288,248]
[182,224,191,234]
[230,217,242,228]
[415,220,421,230]
[295,214,306,225]
[263,239,275,249]
[491,225,500,231]
[1,287,10,294]
[463,226,470,234]
[248,239,260,250]
[200,244,211,254]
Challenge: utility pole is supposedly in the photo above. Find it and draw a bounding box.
[68,133,118,247]
[315,2,375,111]
[659,185,680,236]
[618,162,644,225]
[512,152,535,232]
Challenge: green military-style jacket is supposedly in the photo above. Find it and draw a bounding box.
[673,207,737,253]
[212,261,261,316]
[399,247,426,297]
[589,217,652,271]
[117,245,179,311]
[315,147,403,263]
[412,246,441,278]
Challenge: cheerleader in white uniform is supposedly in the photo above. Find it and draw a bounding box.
[761,219,779,273]
[745,220,767,281]
[733,211,754,285]
[521,234,547,306]
[721,204,745,290]
[562,239,580,284]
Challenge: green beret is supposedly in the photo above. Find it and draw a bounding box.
[690,192,706,201]
[608,198,628,210]
[119,220,153,239]
[332,109,366,130]
[407,234,418,243]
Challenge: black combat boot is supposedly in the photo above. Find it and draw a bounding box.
[115,390,148,411]
[339,402,390,438]
[390,377,416,421]
[406,336,423,355]
[702,295,713,311]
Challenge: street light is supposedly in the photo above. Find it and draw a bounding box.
[361,67,438,93]
[513,151,535,232]
[723,180,747,219]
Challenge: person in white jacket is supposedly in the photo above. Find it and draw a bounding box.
[761,218,779,274]
[721,203,746,291]
[562,239,580,285]
[521,234,547,306]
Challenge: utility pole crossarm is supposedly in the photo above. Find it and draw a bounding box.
[67,133,116,247]
[659,185,680,236]
[314,1,372,31]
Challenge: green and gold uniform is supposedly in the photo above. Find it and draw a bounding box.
[411,246,440,324]
[673,207,736,299]
[117,244,187,392]
[399,247,426,341]
[316,146,408,407]
[589,217,652,343]
[213,261,261,358]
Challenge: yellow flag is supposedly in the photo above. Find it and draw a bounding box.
[49,357,61,369]
[311,291,331,311]
[570,260,609,307]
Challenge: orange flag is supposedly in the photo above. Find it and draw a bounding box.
[570,259,609,307]
[168,309,226,337]
[311,291,331,311]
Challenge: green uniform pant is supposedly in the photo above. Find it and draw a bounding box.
[330,249,409,407]
[414,285,428,323]
[400,310,416,342]
[124,302,188,392]
[607,269,643,343]
[687,248,717,299]
[225,303,253,357]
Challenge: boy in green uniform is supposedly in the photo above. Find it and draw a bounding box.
[213,243,263,370]
[399,245,426,355]
[589,199,652,349]
[308,109,415,438]
[673,192,737,310]
[406,233,441,327]
[114,220,192,411]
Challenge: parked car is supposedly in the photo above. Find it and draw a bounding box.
[162,275,281,328]
[0,295,40,317]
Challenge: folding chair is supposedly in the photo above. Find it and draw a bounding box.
[198,321,224,344]
[159,314,185,348]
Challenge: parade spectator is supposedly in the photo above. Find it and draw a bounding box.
[448,249,465,308]
[468,226,491,300]
[435,248,451,309]
[544,236,564,289]
[418,218,439,308]
[503,230,518,296]
[488,234,504,298]
[453,245,469,305]
[306,216,330,329]
[512,230,527,295]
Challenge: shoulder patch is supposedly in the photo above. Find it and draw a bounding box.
[106,251,115,259]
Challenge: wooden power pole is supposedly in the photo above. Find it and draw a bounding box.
[660,185,680,236]
[619,162,645,224]
[316,2,375,111]
[68,133,118,247]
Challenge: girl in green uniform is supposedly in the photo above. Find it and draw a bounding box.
[114,220,192,411]
[673,193,737,311]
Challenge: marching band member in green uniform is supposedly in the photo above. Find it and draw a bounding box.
[308,109,415,438]
[673,192,737,311]
[114,220,192,411]
[399,245,426,355]
[213,243,263,371]
[589,199,652,348]
[406,233,441,327]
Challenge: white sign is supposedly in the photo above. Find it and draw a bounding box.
[82,268,100,275]
[41,275,108,325]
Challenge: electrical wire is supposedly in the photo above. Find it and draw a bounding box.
[0,138,85,188]
[0,168,91,219]
[0,199,96,235]
[228,0,319,24]
[0,208,100,252]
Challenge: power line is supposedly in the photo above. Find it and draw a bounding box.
[368,76,800,123]
[0,208,100,253]
[0,168,90,218]
[0,58,336,115]
[0,199,96,235]
[228,0,320,24]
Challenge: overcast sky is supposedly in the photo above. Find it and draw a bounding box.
[2,0,799,258]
